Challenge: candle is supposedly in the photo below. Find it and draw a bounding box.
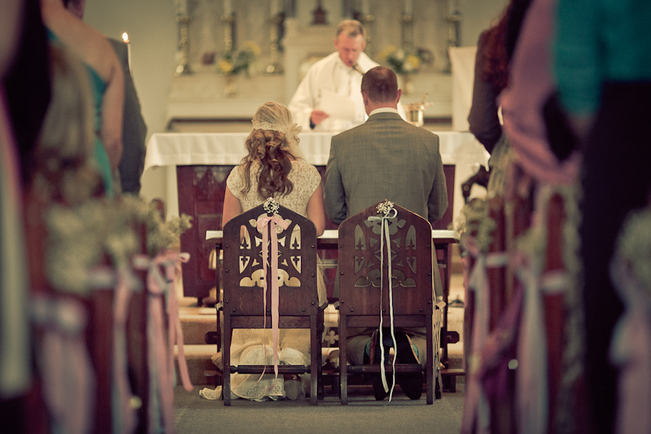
[179,0,187,16]
[224,0,232,16]
[405,0,413,15]
[122,32,132,73]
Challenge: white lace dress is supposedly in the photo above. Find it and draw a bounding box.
[224,159,325,400]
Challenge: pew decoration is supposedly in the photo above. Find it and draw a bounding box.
[457,175,585,433]
[609,206,651,434]
[31,195,193,433]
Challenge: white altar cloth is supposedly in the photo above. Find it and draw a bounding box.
[141,131,489,221]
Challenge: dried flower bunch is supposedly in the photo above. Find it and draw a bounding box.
[217,41,261,76]
[378,45,433,75]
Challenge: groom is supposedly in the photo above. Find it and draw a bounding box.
[323,66,448,399]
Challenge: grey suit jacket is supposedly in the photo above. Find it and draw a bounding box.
[324,111,448,225]
[109,38,147,194]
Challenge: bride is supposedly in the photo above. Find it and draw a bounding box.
[220,101,326,401]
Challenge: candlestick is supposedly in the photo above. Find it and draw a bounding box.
[265,13,284,74]
[121,32,132,73]
[175,16,193,76]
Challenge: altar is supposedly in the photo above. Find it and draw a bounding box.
[141,131,489,300]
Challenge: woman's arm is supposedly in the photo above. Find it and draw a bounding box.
[222,186,242,227]
[99,48,124,170]
[307,183,326,236]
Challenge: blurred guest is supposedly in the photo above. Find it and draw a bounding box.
[29,44,103,206]
[467,10,509,156]
[555,1,651,432]
[41,0,123,196]
[0,0,48,431]
[4,0,52,187]
[65,0,147,195]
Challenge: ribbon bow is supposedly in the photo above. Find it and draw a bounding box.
[139,250,192,432]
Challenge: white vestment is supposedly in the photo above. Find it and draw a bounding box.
[288,51,406,132]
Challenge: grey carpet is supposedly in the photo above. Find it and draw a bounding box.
[174,383,464,433]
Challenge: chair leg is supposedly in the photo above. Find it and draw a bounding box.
[339,322,348,405]
[223,323,232,406]
[426,322,434,404]
[310,316,319,405]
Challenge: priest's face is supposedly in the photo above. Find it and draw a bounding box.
[334,33,366,68]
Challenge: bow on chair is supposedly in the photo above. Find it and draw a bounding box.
[138,250,192,432]
[256,198,290,379]
[368,200,399,401]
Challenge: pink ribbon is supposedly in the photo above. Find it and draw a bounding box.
[256,215,290,380]
[113,268,139,434]
[142,251,192,433]
[610,257,651,434]
[32,295,94,434]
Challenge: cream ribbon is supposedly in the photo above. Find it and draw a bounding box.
[369,208,399,402]
[460,235,508,434]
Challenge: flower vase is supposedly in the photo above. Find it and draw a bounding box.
[399,74,415,95]
[224,75,238,97]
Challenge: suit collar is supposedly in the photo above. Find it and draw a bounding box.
[366,111,403,122]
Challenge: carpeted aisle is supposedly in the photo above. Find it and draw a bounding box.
[174,383,465,433]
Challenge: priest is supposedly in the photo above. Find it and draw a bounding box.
[288,19,405,132]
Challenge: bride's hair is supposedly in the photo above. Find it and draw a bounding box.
[241,102,302,199]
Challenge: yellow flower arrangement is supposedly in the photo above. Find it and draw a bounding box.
[217,41,261,76]
[378,45,433,75]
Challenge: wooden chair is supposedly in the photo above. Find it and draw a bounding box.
[337,200,443,404]
[221,199,323,405]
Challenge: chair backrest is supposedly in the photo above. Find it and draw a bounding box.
[222,200,318,321]
[338,200,434,319]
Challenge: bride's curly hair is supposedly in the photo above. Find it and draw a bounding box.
[241,102,302,199]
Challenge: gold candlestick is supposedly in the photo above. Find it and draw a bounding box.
[221,13,235,52]
[401,13,413,50]
[444,10,462,72]
[175,15,193,76]
[357,14,375,48]
[265,13,284,75]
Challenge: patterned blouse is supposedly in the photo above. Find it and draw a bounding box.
[226,159,321,216]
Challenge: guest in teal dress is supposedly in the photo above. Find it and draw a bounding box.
[41,0,124,196]
[555,1,651,432]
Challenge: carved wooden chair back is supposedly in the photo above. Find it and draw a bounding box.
[221,199,322,405]
[337,200,440,404]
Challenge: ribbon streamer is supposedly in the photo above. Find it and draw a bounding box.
[142,251,192,433]
[461,235,508,434]
[256,215,290,380]
[369,206,399,402]
[33,295,95,434]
